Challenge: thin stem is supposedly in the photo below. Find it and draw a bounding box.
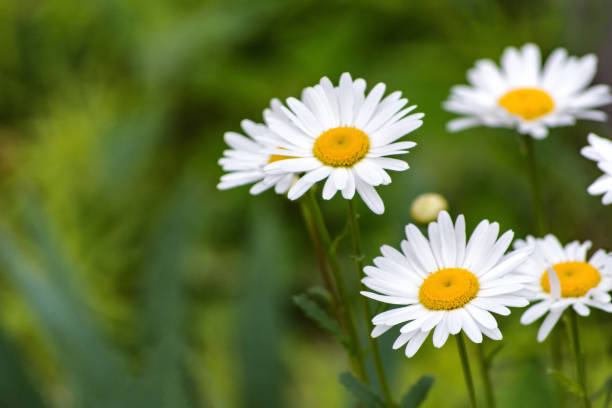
[521,134,545,235]
[305,190,368,382]
[475,342,495,408]
[550,326,567,408]
[456,333,478,408]
[298,199,340,305]
[521,134,566,405]
[568,311,591,408]
[347,200,395,407]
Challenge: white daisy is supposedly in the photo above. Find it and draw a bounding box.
[361,211,532,358]
[515,234,612,342]
[444,43,612,139]
[581,133,612,205]
[263,72,423,214]
[217,119,295,195]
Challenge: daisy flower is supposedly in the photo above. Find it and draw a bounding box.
[515,234,612,342]
[217,119,295,195]
[361,211,532,357]
[581,133,612,205]
[263,73,423,214]
[444,43,612,139]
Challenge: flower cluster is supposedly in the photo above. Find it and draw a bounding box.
[218,43,612,406]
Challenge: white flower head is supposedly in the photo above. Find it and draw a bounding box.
[362,211,532,358]
[444,43,612,139]
[581,133,612,205]
[515,234,612,342]
[217,119,296,195]
[263,72,423,214]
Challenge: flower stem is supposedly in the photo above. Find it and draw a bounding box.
[304,190,368,382]
[520,134,545,235]
[550,326,567,408]
[347,199,396,407]
[521,134,566,405]
[475,342,496,408]
[298,199,340,306]
[567,310,591,408]
[456,333,478,408]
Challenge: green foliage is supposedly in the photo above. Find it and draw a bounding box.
[293,292,350,350]
[339,371,385,408]
[548,369,585,399]
[400,376,435,408]
[591,376,612,407]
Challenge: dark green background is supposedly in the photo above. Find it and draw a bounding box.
[0,0,611,407]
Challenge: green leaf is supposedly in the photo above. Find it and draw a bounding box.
[590,376,612,406]
[293,293,350,350]
[548,369,584,398]
[0,204,134,408]
[338,372,385,408]
[0,329,48,408]
[400,375,435,408]
[139,180,204,408]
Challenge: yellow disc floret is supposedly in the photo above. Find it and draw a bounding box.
[498,88,555,120]
[313,127,370,167]
[419,268,480,311]
[268,154,294,163]
[541,261,601,298]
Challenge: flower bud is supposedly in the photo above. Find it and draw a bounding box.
[410,193,449,224]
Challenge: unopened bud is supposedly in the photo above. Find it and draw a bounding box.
[410,193,449,224]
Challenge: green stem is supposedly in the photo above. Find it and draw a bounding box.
[568,311,591,408]
[475,342,495,408]
[298,199,340,306]
[347,199,396,407]
[305,190,368,382]
[521,134,566,406]
[550,326,566,408]
[456,333,478,408]
[521,134,545,235]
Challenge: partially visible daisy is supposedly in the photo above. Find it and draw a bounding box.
[581,133,612,205]
[515,235,612,342]
[361,211,532,357]
[264,73,423,214]
[217,119,295,195]
[444,43,612,139]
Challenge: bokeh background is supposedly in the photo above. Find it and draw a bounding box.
[1,0,612,407]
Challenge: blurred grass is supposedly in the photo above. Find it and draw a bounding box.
[0,0,611,407]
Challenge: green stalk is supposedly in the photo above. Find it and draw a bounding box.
[521,134,545,235]
[520,134,565,405]
[475,342,496,408]
[456,333,478,408]
[347,199,396,407]
[567,311,591,408]
[298,199,340,306]
[305,190,368,382]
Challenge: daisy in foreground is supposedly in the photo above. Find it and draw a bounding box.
[515,235,612,342]
[444,43,612,139]
[361,211,532,358]
[581,133,612,205]
[264,72,423,214]
[217,119,295,195]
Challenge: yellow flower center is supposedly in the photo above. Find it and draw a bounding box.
[540,262,601,298]
[498,88,555,120]
[313,127,370,167]
[419,268,480,311]
[268,154,294,163]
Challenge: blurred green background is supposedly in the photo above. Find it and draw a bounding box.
[0,0,611,407]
